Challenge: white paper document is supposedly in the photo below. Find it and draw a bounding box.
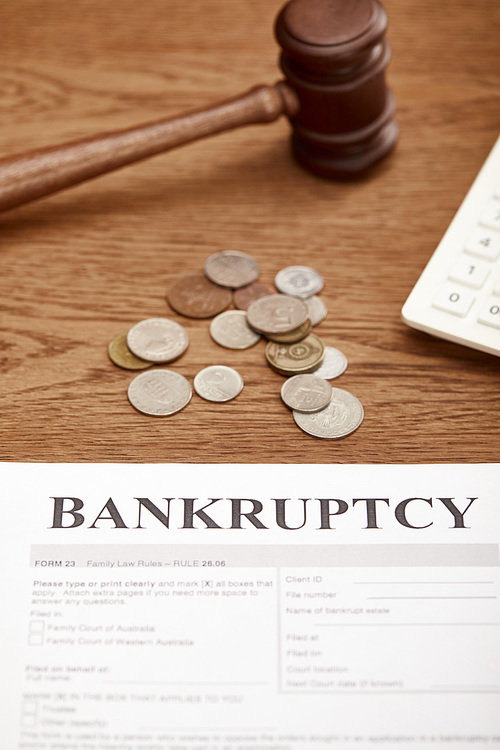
[1,462,499,750]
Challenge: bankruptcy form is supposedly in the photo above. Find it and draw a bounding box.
[1,463,499,750]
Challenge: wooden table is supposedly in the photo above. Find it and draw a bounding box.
[1,0,499,464]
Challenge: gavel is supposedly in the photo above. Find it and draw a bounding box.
[0,0,398,213]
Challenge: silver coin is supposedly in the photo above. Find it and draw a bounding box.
[275,265,324,298]
[281,374,332,413]
[127,318,189,363]
[210,310,261,349]
[246,294,309,335]
[204,250,260,288]
[293,388,363,439]
[128,369,192,416]
[194,365,244,402]
[311,346,348,379]
[305,295,327,326]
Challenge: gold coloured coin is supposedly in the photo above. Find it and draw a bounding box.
[265,319,312,343]
[108,333,152,370]
[265,333,325,376]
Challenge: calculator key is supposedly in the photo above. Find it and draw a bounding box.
[448,254,490,288]
[493,276,500,297]
[477,297,500,329]
[464,226,500,260]
[432,283,475,317]
[479,199,500,232]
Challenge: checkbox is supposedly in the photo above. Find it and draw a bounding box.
[21,700,38,727]
[29,620,45,634]
[28,633,44,646]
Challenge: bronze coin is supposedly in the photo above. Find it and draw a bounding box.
[108,333,152,370]
[167,272,232,318]
[233,282,277,311]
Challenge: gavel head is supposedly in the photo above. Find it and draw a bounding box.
[275,0,398,178]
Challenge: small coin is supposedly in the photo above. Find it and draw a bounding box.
[305,295,327,326]
[194,365,244,402]
[311,346,348,379]
[233,281,276,310]
[266,318,311,343]
[107,332,152,370]
[127,369,192,416]
[209,310,261,349]
[281,374,333,413]
[127,318,189,363]
[275,265,324,298]
[293,387,364,439]
[167,272,232,318]
[246,294,309,335]
[265,333,325,376]
[204,250,260,288]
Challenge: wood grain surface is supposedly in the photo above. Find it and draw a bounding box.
[1,0,499,464]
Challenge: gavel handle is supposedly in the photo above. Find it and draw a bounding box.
[0,82,299,213]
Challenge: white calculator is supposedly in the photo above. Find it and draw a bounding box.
[401,134,500,357]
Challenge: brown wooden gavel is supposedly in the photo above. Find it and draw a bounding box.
[0,0,398,213]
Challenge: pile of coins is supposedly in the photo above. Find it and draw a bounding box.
[108,250,364,439]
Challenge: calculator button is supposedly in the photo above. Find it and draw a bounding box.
[477,297,500,329]
[464,226,500,260]
[432,283,475,317]
[479,199,500,232]
[493,277,500,297]
[448,254,490,288]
